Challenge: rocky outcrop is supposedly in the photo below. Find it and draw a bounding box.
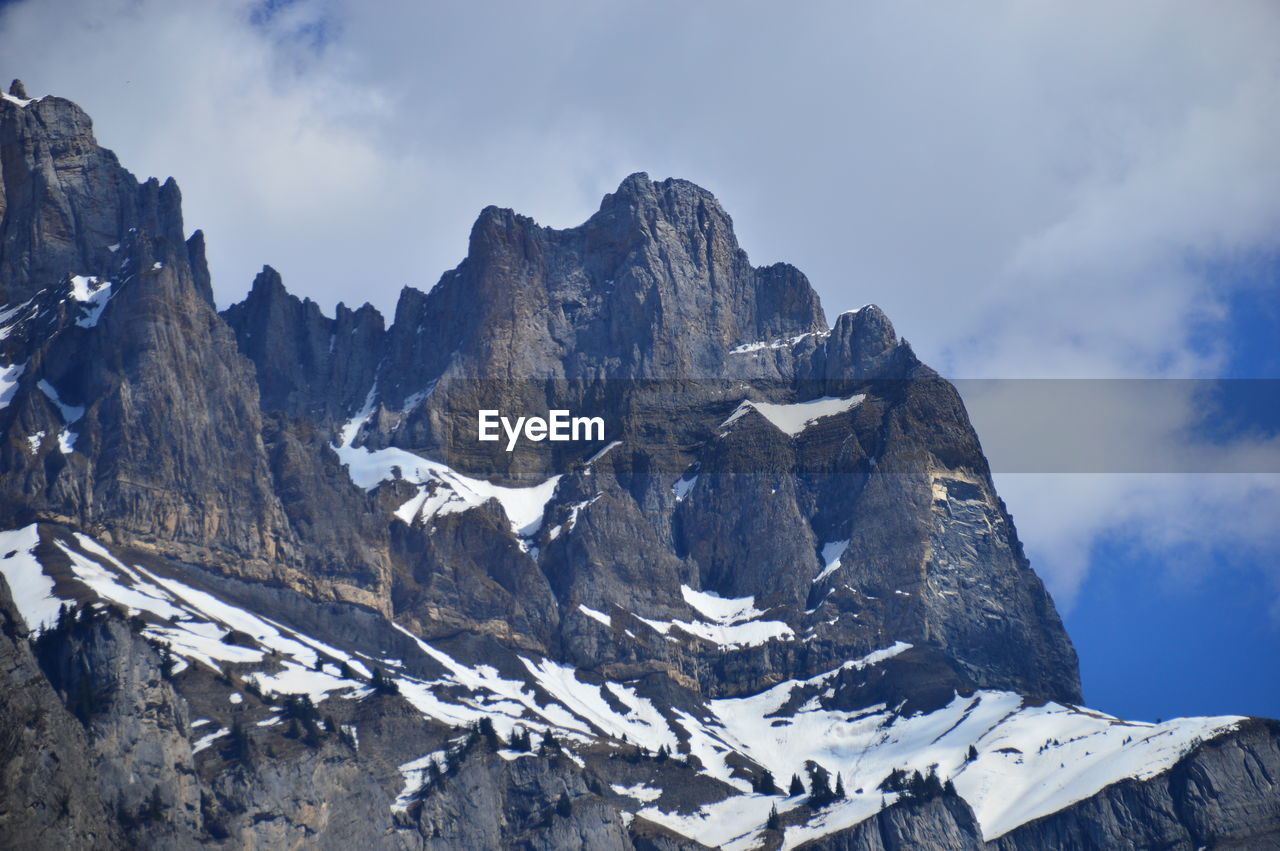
[221,265,385,422]
[795,792,984,850]
[0,574,119,849]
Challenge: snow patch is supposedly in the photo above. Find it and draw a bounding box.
[0,525,62,631]
[586,440,621,465]
[578,604,612,628]
[68,275,114,327]
[0,362,24,410]
[728,331,822,354]
[680,586,767,624]
[815,540,848,583]
[672,473,698,502]
[334,405,560,539]
[720,394,866,437]
[612,782,662,802]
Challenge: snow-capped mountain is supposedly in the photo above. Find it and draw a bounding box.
[0,80,1276,849]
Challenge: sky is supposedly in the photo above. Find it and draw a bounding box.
[1,0,1278,720]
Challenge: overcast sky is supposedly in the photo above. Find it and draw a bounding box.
[2,0,1278,718]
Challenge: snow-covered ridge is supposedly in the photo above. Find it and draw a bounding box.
[729,330,826,355]
[721,393,866,437]
[1,91,37,107]
[0,525,1244,851]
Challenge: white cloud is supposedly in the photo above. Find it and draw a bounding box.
[2,0,1278,611]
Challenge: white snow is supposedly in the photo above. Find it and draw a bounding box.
[192,728,229,754]
[672,473,698,502]
[720,393,866,437]
[0,525,62,631]
[0,362,24,410]
[639,792,806,850]
[228,693,243,705]
[67,275,114,327]
[681,586,767,624]
[692,658,1241,848]
[612,782,662,802]
[815,540,848,583]
[641,614,794,650]
[0,525,1244,850]
[954,701,1242,840]
[1,91,35,107]
[246,661,359,702]
[728,331,822,354]
[586,440,621,465]
[550,494,600,539]
[38,377,88,452]
[54,540,186,621]
[393,749,449,811]
[632,587,795,650]
[333,404,560,538]
[26,431,46,453]
[520,656,681,752]
[578,604,612,628]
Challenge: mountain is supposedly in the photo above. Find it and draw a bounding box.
[1,81,1276,850]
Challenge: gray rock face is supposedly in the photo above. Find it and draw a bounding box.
[796,792,985,850]
[1,84,1276,850]
[0,573,119,849]
[221,265,385,422]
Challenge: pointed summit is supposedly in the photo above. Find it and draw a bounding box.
[9,79,27,99]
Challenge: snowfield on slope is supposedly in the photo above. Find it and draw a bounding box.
[720,393,866,437]
[333,396,561,539]
[0,523,1244,850]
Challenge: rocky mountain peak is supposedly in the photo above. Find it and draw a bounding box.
[0,85,190,305]
[9,86,1272,851]
[8,78,27,99]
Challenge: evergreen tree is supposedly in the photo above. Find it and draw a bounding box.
[158,645,176,680]
[789,773,805,797]
[228,719,255,768]
[656,744,669,763]
[835,772,846,799]
[510,726,531,752]
[145,785,165,823]
[477,716,499,748]
[766,805,781,831]
[807,762,835,807]
[755,769,777,795]
[370,667,399,695]
[966,744,978,762]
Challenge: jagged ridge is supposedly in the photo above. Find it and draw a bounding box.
[1,81,1276,849]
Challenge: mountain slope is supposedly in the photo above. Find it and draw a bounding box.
[1,82,1276,849]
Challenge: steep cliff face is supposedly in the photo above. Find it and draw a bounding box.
[217,164,1078,704]
[0,82,289,571]
[0,83,394,608]
[1,83,1277,850]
